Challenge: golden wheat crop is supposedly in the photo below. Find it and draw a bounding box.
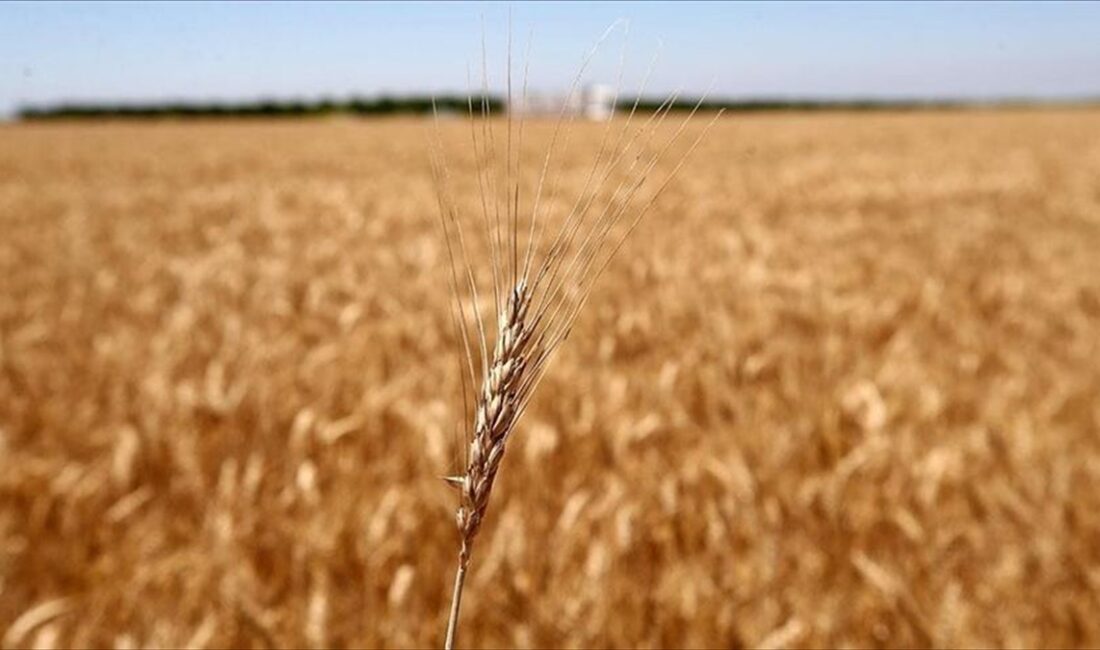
[2,109,1099,649]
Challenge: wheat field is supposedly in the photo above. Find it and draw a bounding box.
[2,109,1099,649]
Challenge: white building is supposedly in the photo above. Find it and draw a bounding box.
[510,84,615,121]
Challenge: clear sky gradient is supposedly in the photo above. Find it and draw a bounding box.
[2,1,1098,116]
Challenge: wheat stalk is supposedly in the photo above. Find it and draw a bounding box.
[430,21,721,648]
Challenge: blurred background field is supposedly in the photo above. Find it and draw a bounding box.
[2,108,1099,648]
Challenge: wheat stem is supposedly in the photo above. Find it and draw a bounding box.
[444,558,469,650]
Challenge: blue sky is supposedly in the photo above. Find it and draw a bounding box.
[2,1,1098,115]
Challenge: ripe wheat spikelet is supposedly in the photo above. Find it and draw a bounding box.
[429,21,721,648]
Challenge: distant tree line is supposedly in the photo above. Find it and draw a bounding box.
[17,95,503,120]
[633,96,1099,112]
[16,94,1097,120]
[631,98,972,112]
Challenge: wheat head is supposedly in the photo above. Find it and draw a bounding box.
[455,279,532,563]
[430,21,720,648]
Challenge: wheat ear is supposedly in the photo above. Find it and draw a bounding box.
[443,280,532,648]
[431,21,720,649]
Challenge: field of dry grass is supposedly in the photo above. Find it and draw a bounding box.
[2,109,1099,649]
